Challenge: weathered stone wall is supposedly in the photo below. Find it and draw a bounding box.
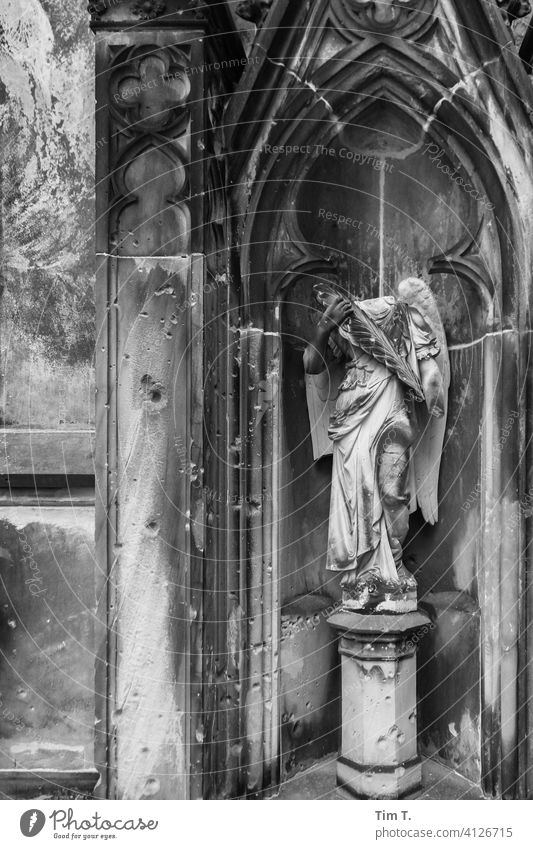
[0,0,95,439]
[0,0,98,790]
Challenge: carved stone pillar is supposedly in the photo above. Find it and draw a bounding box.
[328,610,431,800]
[90,1,211,799]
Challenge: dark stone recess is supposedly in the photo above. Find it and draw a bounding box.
[280,595,340,780]
[418,591,481,784]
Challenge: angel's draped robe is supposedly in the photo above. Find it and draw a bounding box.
[326,296,439,585]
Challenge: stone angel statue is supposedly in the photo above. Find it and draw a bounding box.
[303,278,449,613]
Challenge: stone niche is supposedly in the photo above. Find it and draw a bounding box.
[276,102,489,777]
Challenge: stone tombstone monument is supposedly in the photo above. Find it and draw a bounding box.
[304,277,449,798]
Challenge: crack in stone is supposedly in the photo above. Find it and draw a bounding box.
[422,57,501,135]
[258,46,338,117]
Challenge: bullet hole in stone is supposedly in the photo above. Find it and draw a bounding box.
[140,374,167,410]
[143,778,160,797]
[291,720,303,738]
[155,282,174,297]
[247,499,262,518]
[145,519,159,536]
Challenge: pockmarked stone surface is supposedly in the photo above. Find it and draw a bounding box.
[329,611,431,799]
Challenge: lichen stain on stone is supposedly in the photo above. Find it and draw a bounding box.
[455,375,475,410]
[115,558,186,797]
[1,0,96,429]
[227,602,245,668]
[266,350,280,382]
[445,709,481,781]
[190,499,205,553]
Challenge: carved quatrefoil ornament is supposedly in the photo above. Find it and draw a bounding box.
[330,0,438,40]
[109,46,190,135]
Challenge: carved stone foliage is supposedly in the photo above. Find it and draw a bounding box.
[88,0,207,24]
[497,0,531,26]
[330,0,438,40]
[106,44,192,255]
[87,0,108,20]
[235,0,272,25]
[131,0,167,20]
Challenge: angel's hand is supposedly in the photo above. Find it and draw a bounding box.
[319,295,352,331]
[419,357,445,418]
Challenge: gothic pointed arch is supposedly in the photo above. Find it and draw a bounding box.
[241,38,505,335]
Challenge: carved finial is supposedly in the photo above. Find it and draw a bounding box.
[497,0,531,26]
[131,0,166,20]
[235,0,272,26]
[87,0,109,21]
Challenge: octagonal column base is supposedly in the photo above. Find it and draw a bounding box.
[328,610,431,800]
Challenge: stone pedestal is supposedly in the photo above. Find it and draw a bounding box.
[328,610,431,800]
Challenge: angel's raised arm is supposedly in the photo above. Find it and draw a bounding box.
[303,294,352,374]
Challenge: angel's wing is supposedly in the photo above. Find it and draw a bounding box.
[397,277,450,525]
[305,361,344,460]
